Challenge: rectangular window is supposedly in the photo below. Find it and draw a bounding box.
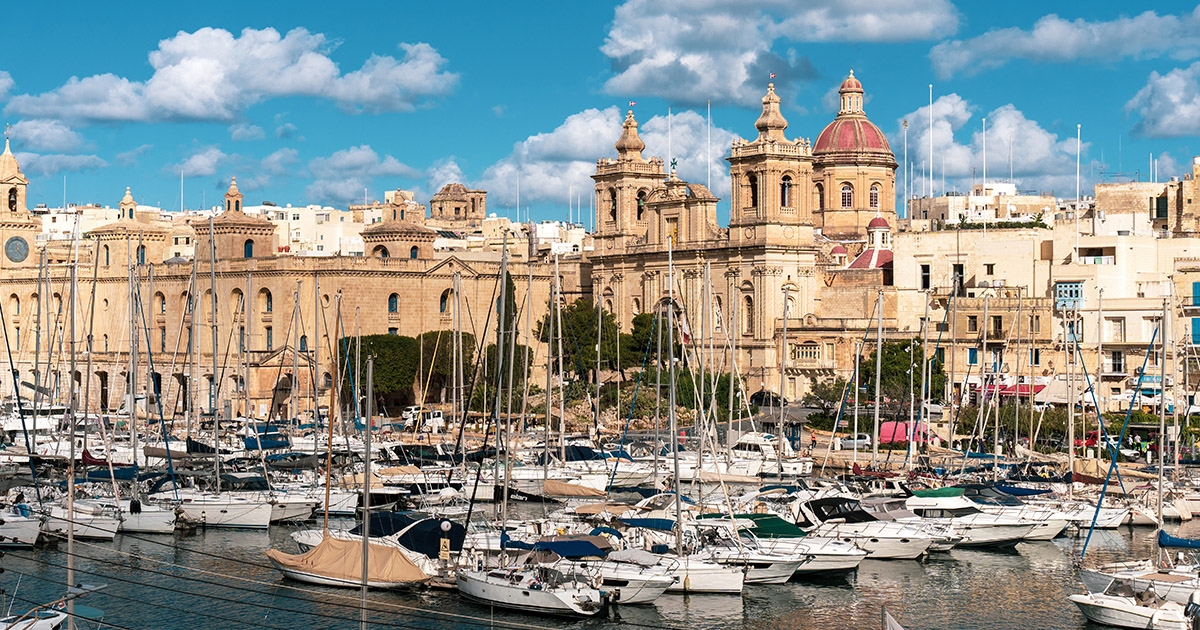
[666,218,679,245]
[239,326,245,352]
[265,326,273,350]
[991,315,1003,337]
[985,263,995,275]
[920,264,931,290]
[1030,348,1041,365]
[1109,350,1124,373]
[968,347,978,365]
[935,347,945,362]
[1055,281,1083,310]
[1108,317,1126,343]
[160,327,166,353]
[292,213,300,221]
[952,264,964,295]
[967,315,977,332]
[1066,320,1083,342]
[388,327,398,336]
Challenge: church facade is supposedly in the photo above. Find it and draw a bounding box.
[589,72,898,400]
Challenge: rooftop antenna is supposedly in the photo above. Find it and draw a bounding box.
[707,100,712,191]
[982,116,987,188]
[928,84,934,196]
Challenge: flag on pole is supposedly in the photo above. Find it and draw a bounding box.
[770,72,776,79]
[629,100,637,107]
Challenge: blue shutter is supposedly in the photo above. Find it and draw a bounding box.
[968,348,978,365]
[1193,282,1200,309]
[1192,318,1200,345]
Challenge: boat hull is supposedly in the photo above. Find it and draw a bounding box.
[456,571,604,617]
[1069,593,1187,630]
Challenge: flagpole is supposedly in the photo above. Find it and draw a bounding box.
[707,100,711,191]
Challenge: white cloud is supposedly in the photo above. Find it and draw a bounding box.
[8,119,84,152]
[116,144,152,167]
[275,122,298,139]
[1126,62,1200,137]
[602,0,957,104]
[229,123,264,141]
[477,106,738,211]
[4,27,458,123]
[931,7,1200,79]
[261,148,299,176]
[305,145,422,205]
[173,146,227,177]
[893,94,1092,196]
[0,71,12,101]
[427,157,465,195]
[13,152,107,176]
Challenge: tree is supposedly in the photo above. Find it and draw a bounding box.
[338,334,419,410]
[415,330,476,403]
[536,298,620,383]
[858,338,946,413]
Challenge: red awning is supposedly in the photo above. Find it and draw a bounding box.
[998,384,1046,396]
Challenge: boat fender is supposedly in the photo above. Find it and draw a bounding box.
[130,499,142,515]
[683,575,690,592]
[1150,610,1161,626]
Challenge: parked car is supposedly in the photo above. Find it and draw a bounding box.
[1083,430,1120,450]
[842,433,872,450]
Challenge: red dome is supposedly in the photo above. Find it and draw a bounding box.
[840,72,863,93]
[814,117,892,155]
[867,216,890,229]
[830,244,848,254]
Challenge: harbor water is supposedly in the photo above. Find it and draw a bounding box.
[2,514,1190,630]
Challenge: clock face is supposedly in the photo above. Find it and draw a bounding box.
[5,236,29,263]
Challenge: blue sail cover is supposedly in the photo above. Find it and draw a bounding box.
[395,518,466,559]
[531,539,608,558]
[995,484,1051,497]
[1159,530,1200,549]
[243,434,289,450]
[618,517,676,532]
[349,511,421,537]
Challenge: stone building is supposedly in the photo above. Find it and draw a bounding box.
[589,72,898,400]
[0,158,580,422]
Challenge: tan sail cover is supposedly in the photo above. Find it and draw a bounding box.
[542,479,605,497]
[691,470,761,484]
[265,536,428,584]
[573,502,642,515]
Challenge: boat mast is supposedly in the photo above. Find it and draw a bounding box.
[872,289,883,468]
[359,356,373,630]
[554,253,566,462]
[1158,297,1168,539]
[209,216,220,495]
[66,219,78,630]
[668,236,683,555]
[778,287,788,477]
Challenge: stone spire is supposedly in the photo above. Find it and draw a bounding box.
[838,69,865,115]
[0,134,20,179]
[754,83,789,142]
[224,176,244,213]
[615,110,646,161]
[119,186,136,219]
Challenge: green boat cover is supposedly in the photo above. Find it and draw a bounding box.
[910,487,965,498]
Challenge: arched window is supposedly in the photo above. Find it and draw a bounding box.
[712,296,723,332]
[322,372,333,389]
[388,293,399,313]
[155,292,166,314]
[103,334,108,352]
[780,175,792,207]
[636,191,646,221]
[136,245,146,265]
[747,174,759,208]
[8,293,17,315]
[7,187,17,211]
[815,184,824,211]
[299,335,308,352]
[870,184,880,209]
[632,297,642,314]
[742,295,754,335]
[373,245,389,258]
[235,200,241,212]
[841,184,853,209]
[243,239,254,258]
[604,299,613,312]
[409,246,419,259]
[103,245,110,266]
[608,188,617,222]
[260,288,272,313]
[439,289,452,314]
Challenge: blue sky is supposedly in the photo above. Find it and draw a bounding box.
[3,1,1200,223]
